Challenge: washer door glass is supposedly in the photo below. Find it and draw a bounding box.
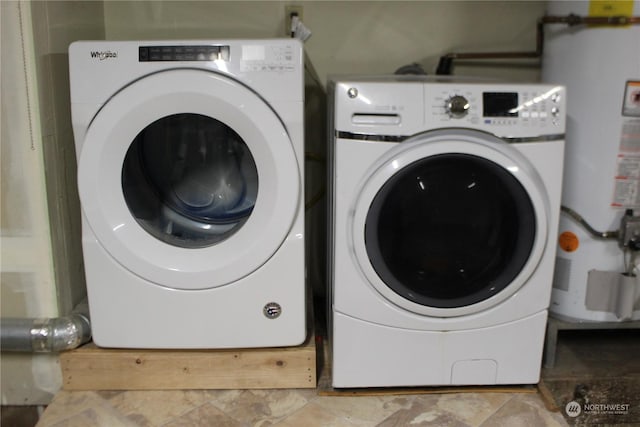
[350,129,549,317]
[122,113,258,248]
[365,153,536,308]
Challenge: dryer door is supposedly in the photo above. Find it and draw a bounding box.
[78,69,300,290]
[351,129,550,317]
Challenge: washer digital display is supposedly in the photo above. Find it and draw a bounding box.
[483,92,519,117]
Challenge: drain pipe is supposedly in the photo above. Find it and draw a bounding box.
[1,300,91,352]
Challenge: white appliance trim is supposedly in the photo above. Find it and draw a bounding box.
[78,69,300,290]
[349,130,551,317]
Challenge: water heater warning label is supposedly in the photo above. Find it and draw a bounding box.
[623,81,640,117]
[589,1,635,22]
[611,82,640,208]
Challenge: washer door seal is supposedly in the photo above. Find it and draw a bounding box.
[365,152,536,309]
[350,129,549,317]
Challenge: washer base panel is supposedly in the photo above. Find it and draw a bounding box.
[331,310,547,388]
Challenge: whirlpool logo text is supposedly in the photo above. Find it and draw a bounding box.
[90,51,118,60]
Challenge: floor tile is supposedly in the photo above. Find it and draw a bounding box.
[310,394,413,426]
[102,390,213,426]
[479,394,567,427]
[208,389,311,426]
[161,403,244,427]
[48,407,137,427]
[36,388,571,427]
[435,392,514,426]
[274,401,360,427]
[376,395,472,427]
[35,391,140,427]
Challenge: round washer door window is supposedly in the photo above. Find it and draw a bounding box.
[351,129,550,317]
[78,69,300,290]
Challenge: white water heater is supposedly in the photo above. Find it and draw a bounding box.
[542,0,640,322]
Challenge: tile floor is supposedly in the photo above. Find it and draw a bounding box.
[32,307,573,427]
[28,320,640,427]
[35,387,568,427]
[14,312,638,426]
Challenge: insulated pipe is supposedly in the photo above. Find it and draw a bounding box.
[1,302,91,352]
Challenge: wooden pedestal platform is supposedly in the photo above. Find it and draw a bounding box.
[59,333,317,391]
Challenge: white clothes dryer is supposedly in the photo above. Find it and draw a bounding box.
[329,77,565,387]
[69,39,305,348]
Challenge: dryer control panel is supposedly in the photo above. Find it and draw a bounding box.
[139,45,231,62]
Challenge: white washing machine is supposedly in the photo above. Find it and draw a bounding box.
[69,39,306,348]
[329,77,565,387]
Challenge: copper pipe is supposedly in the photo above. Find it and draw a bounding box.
[541,14,640,26]
[436,14,640,75]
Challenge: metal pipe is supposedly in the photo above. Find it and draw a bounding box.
[541,14,640,26]
[561,205,619,240]
[1,301,91,352]
[436,14,640,75]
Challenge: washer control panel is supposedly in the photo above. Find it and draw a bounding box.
[445,95,471,118]
[333,79,566,139]
[429,84,565,132]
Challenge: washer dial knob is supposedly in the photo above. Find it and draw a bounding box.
[445,95,470,118]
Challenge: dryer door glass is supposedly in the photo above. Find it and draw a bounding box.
[122,113,258,248]
[365,153,536,308]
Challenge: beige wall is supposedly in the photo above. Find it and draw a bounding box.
[2,0,548,405]
[31,0,106,315]
[2,0,61,406]
[0,0,105,406]
[103,1,547,83]
[102,0,548,299]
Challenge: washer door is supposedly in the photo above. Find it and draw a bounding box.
[351,129,549,317]
[78,69,300,290]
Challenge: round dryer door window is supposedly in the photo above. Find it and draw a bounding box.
[122,113,258,249]
[351,129,550,317]
[78,69,300,290]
